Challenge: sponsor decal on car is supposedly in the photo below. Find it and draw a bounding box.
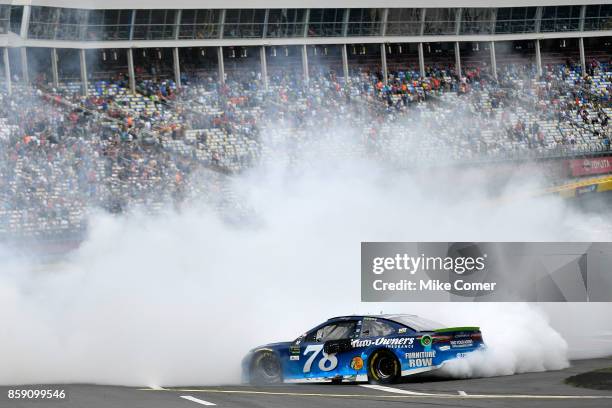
[438,345,450,351]
[420,335,432,347]
[405,351,436,359]
[350,356,364,370]
[405,351,436,368]
[290,355,300,361]
[450,339,473,348]
[351,337,414,348]
[408,358,433,368]
[398,328,407,334]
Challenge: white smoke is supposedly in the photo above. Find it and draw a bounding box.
[437,303,570,378]
[1,124,611,386]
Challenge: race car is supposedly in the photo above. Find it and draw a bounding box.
[242,314,484,384]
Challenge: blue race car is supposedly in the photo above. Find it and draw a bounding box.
[242,314,484,384]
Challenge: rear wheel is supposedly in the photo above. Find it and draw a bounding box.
[250,351,282,384]
[368,350,400,384]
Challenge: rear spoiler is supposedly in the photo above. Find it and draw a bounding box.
[433,326,480,333]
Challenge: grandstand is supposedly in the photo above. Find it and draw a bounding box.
[0,1,611,242]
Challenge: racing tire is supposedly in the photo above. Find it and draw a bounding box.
[250,351,282,385]
[367,349,400,384]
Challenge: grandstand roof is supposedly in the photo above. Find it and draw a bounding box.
[2,0,607,11]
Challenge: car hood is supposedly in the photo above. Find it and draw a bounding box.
[251,341,292,352]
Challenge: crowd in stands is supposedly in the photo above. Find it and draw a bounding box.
[1,56,611,242]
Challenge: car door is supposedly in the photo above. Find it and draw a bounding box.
[286,319,359,381]
[358,318,419,376]
[360,318,397,339]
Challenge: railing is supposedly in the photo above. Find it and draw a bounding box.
[28,22,132,41]
[7,5,611,48]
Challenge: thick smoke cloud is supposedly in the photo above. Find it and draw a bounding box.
[1,140,611,386]
[438,304,570,378]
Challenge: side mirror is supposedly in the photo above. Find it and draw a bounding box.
[323,338,352,354]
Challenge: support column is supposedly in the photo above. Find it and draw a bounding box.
[302,9,310,37]
[260,46,268,90]
[173,9,182,89]
[454,41,461,78]
[217,46,225,84]
[301,44,309,83]
[127,48,136,93]
[173,47,181,88]
[579,37,586,77]
[579,5,586,32]
[129,10,136,40]
[173,10,182,40]
[341,44,349,81]
[418,42,425,78]
[341,9,349,37]
[20,48,28,84]
[3,47,11,95]
[219,9,226,39]
[535,7,543,33]
[79,49,88,96]
[455,8,462,35]
[420,8,426,36]
[380,8,389,36]
[380,43,388,85]
[262,9,269,38]
[51,48,59,88]
[19,6,31,39]
[535,39,542,77]
[489,41,497,80]
[19,5,30,84]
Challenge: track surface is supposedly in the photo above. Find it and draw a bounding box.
[2,357,612,408]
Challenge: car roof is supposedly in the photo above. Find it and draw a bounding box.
[326,314,444,332]
[327,314,418,322]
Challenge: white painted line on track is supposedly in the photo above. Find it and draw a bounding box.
[458,390,468,396]
[180,395,217,406]
[140,388,612,400]
[359,384,435,395]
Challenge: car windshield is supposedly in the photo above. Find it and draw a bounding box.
[387,315,445,332]
[305,321,357,342]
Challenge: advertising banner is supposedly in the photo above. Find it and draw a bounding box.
[568,156,612,177]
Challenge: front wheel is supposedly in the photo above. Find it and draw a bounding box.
[368,350,400,384]
[250,351,282,384]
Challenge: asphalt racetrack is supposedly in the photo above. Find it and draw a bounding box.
[2,357,611,408]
